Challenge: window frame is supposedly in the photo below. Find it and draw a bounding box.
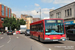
[2,5,4,16]
[56,12,61,18]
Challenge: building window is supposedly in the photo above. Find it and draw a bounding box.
[6,7,8,17]
[2,5,4,16]
[70,8,72,16]
[67,9,69,16]
[65,8,72,17]
[1,18,4,21]
[56,12,61,18]
[9,9,10,17]
[65,10,66,17]
[50,14,53,18]
[31,20,33,23]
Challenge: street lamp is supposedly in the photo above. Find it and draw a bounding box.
[37,9,41,20]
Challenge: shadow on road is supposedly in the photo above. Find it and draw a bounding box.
[68,39,75,41]
[42,42,64,44]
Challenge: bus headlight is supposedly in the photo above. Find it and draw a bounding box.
[45,38,50,40]
[61,37,66,41]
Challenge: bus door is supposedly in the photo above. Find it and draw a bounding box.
[38,23,44,39]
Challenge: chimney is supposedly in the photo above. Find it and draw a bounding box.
[50,9,54,12]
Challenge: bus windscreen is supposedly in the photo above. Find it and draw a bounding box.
[45,20,64,35]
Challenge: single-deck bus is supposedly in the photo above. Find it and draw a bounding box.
[30,19,66,42]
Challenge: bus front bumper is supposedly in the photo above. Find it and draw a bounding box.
[43,39,66,42]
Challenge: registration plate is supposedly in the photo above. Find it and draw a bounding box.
[53,40,58,41]
[9,32,11,33]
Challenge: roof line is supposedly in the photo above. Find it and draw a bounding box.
[0,3,11,9]
[50,1,75,13]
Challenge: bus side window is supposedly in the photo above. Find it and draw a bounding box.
[36,25,38,31]
[30,25,33,31]
[38,24,41,32]
[37,25,39,31]
[30,26,32,31]
[35,25,37,31]
[40,24,43,32]
[37,24,43,32]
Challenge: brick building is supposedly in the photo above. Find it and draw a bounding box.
[26,16,33,29]
[0,3,11,29]
[11,13,17,20]
[33,18,40,22]
[20,14,33,29]
[13,13,16,18]
[21,14,28,21]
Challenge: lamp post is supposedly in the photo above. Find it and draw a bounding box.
[37,9,41,20]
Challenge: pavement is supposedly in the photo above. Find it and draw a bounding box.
[0,33,75,50]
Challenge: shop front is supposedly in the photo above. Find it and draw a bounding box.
[65,20,75,31]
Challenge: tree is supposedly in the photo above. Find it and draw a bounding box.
[10,17,17,30]
[3,17,26,30]
[20,19,26,25]
[3,17,10,29]
[16,19,20,30]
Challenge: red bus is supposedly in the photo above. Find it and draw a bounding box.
[30,19,66,42]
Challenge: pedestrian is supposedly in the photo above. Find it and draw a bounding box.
[1,31,3,34]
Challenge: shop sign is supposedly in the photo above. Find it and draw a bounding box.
[65,21,75,25]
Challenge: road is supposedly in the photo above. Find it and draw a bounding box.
[0,34,75,50]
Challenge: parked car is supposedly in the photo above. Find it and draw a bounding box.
[16,31,20,34]
[25,29,30,36]
[7,30,13,35]
[66,29,75,40]
[0,29,4,34]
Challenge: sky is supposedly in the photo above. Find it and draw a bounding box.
[0,0,75,19]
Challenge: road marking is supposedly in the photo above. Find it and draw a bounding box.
[0,45,4,48]
[17,37,19,38]
[0,37,3,39]
[49,48,51,50]
[10,38,11,39]
[7,40,11,43]
[7,36,11,43]
[25,36,27,38]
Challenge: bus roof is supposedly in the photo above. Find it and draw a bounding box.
[42,18,64,21]
[30,18,64,25]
